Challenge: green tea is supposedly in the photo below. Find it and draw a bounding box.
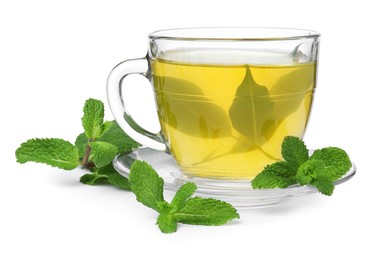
[152,58,316,179]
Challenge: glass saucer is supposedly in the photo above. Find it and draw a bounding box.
[113,148,356,209]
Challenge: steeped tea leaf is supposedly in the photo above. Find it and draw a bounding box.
[229,66,276,145]
[270,64,315,95]
[154,76,232,138]
[229,65,316,150]
[270,64,315,120]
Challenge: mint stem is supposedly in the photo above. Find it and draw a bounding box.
[81,139,94,168]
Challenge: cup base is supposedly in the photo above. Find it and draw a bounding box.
[113,147,356,209]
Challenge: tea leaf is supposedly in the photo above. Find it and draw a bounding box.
[229,65,316,147]
[229,66,276,145]
[269,64,315,119]
[154,76,232,138]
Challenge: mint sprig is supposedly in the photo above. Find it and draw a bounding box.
[251,136,352,195]
[130,160,239,233]
[15,98,239,234]
[15,98,140,190]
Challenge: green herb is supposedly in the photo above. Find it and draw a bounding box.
[251,136,352,195]
[130,160,239,233]
[15,98,140,190]
[16,138,80,170]
[15,98,239,233]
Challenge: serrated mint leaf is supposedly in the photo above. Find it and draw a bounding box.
[82,98,104,139]
[175,197,239,226]
[281,136,309,172]
[16,138,80,170]
[75,132,88,158]
[99,121,141,153]
[310,147,352,180]
[80,173,109,185]
[156,213,177,234]
[89,141,118,168]
[170,182,197,210]
[130,160,165,212]
[296,159,325,185]
[251,161,297,189]
[98,163,131,190]
[312,174,335,196]
[296,147,351,195]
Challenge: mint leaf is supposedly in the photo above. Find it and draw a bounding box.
[98,163,131,190]
[80,173,109,185]
[129,160,165,212]
[89,141,118,168]
[79,164,131,190]
[156,213,177,234]
[296,159,325,185]
[98,121,141,153]
[281,136,309,172]
[16,138,80,170]
[309,147,352,180]
[170,182,197,210]
[175,197,239,226]
[251,161,297,189]
[295,147,351,196]
[74,132,88,159]
[82,98,104,139]
[312,173,335,196]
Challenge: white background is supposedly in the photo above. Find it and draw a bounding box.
[1,0,384,259]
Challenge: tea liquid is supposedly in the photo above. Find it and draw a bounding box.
[152,57,316,179]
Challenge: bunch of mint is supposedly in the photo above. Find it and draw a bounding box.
[251,136,352,195]
[15,98,239,233]
[15,98,140,190]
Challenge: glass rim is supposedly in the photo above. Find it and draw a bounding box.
[149,27,320,41]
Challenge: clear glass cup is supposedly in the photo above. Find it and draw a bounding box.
[107,27,320,181]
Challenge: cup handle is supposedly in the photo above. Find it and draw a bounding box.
[107,57,166,151]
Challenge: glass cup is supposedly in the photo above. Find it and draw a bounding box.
[107,27,320,181]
